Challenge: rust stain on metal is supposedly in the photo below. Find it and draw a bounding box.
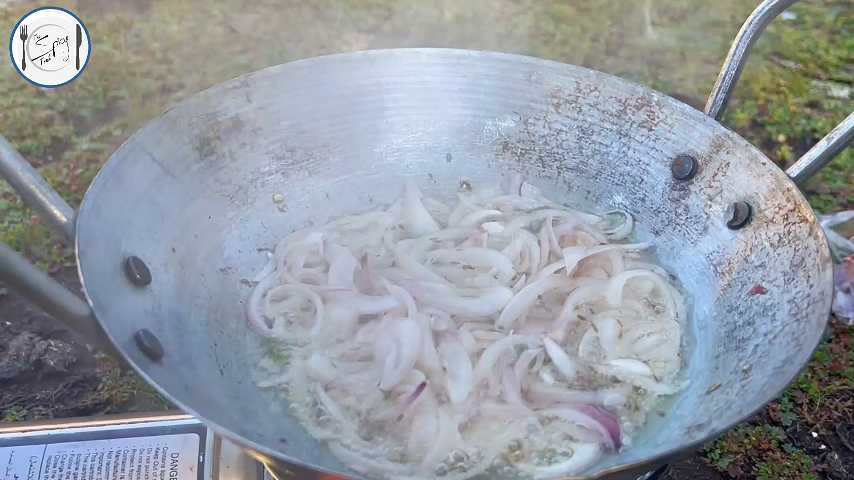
[549,88,580,114]
[705,159,730,191]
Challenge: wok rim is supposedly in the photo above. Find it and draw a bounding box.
[73,47,834,480]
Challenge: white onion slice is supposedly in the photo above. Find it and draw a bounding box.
[543,404,622,450]
[513,443,601,478]
[327,243,359,288]
[306,354,338,383]
[497,275,576,329]
[543,337,581,382]
[438,332,474,404]
[403,281,514,317]
[402,182,440,236]
[379,319,422,391]
[265,284,325,337]
[428,247,517,283]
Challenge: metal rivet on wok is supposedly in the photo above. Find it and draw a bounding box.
[124,255,152,286]
[725,201,753,230]
[671,154,697,181]
[134,329,164,361]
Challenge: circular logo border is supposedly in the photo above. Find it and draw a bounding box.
[9,6,92,88]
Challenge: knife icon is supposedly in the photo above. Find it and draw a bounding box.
[75,24,81,70]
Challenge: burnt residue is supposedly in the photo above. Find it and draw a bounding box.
[192,112,246,165]
[610,93,665,133]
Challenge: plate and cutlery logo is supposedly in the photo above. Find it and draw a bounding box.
[9,7,90,88]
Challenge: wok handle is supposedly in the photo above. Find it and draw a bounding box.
[0,135,120,359]
[704,0,798,122]
[705,0,854,185]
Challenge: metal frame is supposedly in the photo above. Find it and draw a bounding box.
[0,0,851,478]
[703,0,854,185]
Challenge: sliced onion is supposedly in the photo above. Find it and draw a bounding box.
[501,365,528,408]
[606,270,682,323]
[406,381,429,406]
[553,281,605,332]
[379,319,422,391]
[403,281,514,317]
[509,171,525,195]
[513,442,601,478]
[327,243,359,288]
[428,247,517,283]
[380,277,418,316]
[592,316,622,360]
[414,314,442,377]
[473,335,534,385]
[246,272,281,338]
[252,255,276,282]
[250,174,688,477]
[513,348,541,384]
[403,182,440,235]
[458,209,504,228]
[525,382,631,408]
[516,230,541,275]
[563,243,651,277]
[438,332,474,404]
[408,406,439,460]
[543,337,581,382]
[394,240,452,286]
[306,354,338,384]
[497,275,576,329]
[315,384,350,426]
[543,404,622,450]
[600,210,634,240]
[322,298,361,340]
[265,284,325,337]
[353,294,400,314]
[420,407,464,470]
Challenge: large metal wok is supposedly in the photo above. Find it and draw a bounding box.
[2,0,853,479]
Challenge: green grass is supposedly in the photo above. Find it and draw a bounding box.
[720,0,854,213]
[1,2,853,475]
[704,424,818,480]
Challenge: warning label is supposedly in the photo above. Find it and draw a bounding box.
[0,433,200,480]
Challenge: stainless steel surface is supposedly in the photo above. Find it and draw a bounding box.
[0,0,848,477]
[71,48,831,479]
[0,135,76,240]
[216,435,265,480]
[786,111,854,185]
[0,241,117,357]
[704,0,799,121]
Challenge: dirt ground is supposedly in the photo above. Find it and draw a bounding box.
[0,268,169,420]
[1,0,853,479]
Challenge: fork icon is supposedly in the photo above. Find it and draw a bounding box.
[19,25,27,71]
